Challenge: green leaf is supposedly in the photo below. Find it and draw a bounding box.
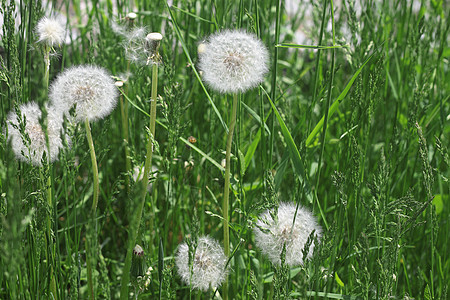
[263,87,313,203]
[432,194,444,215]
[335,271,345,287]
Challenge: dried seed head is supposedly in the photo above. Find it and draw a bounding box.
[49,65,118,122]
[145,32,163,65]
[6,102,67,166]
[121,28,162,65]
[198,30,269,94]
[175,236,228,291]
[253,202,322,266]
[36,16,66,47]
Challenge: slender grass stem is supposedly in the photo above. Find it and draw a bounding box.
[84,119,99,213]
[120,63,159,299]
[222,93,238,300]
[119,88,131,193]
[84,118,99,299]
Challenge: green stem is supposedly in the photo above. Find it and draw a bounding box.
[222,93,238,300]
[120,91,131,193]
[120,63,159,299]
[85,119,99,213]
[84,118,99,300]
[43,46,50,91]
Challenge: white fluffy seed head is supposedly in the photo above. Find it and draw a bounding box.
[198,29,269,94]
[36,16,66,47]
[6,102,67,166]
[254,202,322,266]
[122,27,161,65]
[175,236,228,291]
[49,65,118,122]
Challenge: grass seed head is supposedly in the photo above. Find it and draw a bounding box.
[254,202,322,266]
[198,29,269,94]
[49,65,118,122]
[6,102,67,166]
[36,16,66,47]
[175,235,228,291]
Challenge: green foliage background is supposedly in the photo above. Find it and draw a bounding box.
[0,0,448,298]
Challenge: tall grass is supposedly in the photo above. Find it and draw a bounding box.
[0,0,448,299]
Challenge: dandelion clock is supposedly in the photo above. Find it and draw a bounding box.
[6,102,66,166]
[254,202,322,266]
[176,236,228,291]
[49,65,118,122]
[198,30,269,94]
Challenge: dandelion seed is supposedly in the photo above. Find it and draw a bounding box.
[253,202,322,266]
[49,65,118,122]
[36,16,66,47]
[198,30,269,94]
[176,236,228,291]
[6,102,67,166]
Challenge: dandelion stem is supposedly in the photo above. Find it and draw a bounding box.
[119,88,131,193]
[84,118,99,299]
[120,63,159,299]
[84,119,99,213]
[43,46,50,91]
[222,93,238,300]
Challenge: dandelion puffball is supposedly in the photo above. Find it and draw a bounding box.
[49,65,118,122]
[175,236,228,291]
[122,28,162,65]
[6,102,66,166]
[254,202,322,266]
[198,30,269,94]
[36,16,66,47]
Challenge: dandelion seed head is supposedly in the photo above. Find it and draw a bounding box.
[36,16,66,47]
[198,29,269,94]
[6,102,66,166]
[49,65,118,122]
[175,236,228,291]
[122,28,162,65]
[254,202,322,266]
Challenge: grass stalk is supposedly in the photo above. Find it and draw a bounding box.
[84,118,99,299]
[119,86,131,193]
[84,119,100,213]
[120,62,159,299]
[222,93,238,300]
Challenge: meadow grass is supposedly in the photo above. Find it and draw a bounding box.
[0,0,448,299]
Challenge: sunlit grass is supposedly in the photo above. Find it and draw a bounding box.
[0,0,448,299]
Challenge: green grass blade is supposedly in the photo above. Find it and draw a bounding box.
[179,137,225,172]
[263,87,313,202]
[276,43,347,50]
[171,6,214,23]
[306,47,380,146]
[165,3,228,132]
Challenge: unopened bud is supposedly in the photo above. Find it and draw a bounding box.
[131,244,146,279]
